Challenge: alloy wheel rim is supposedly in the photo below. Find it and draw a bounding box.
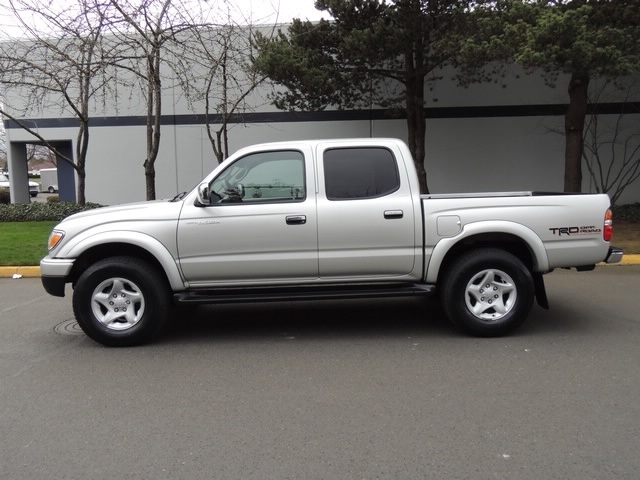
[464,268,517,322]
[90,277,145,331]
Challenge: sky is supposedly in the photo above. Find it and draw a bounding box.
[0,0,330,40]
[241,0,329,23]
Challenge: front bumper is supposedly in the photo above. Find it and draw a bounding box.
[40,257,75,297]
[605,246,624,264]
[42,275,68,297]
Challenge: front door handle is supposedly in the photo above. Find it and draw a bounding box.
[384,210,404,219]
[286,215,307,225]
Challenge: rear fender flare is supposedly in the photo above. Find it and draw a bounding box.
[426,221,549,284]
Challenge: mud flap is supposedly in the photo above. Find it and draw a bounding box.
[533,273,549,310]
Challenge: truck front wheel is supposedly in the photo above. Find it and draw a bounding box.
[441,248,534,337]
[72,256,169,347]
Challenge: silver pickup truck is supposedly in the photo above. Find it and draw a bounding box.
[40,138,623,346]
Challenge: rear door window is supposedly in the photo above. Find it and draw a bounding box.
[323,147,400,200]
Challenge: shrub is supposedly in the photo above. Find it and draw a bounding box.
[0,190,10,205]
[613,203,640,223]
[46,194,60,203]
[0,201,103,222]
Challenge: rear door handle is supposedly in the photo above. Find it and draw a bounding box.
[384,210,404,219]
[286,215,307,225]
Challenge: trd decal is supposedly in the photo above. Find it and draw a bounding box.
[549,226,602,236]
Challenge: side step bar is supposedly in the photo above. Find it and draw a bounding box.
[174,283,436,305]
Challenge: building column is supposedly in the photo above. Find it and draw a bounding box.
[8,143,30,204]
[55,142,76,202]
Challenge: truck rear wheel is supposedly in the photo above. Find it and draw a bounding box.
[441,248,534,337]
[72,256,169,347]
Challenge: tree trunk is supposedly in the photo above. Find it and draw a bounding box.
[564,72,589,192]
[410,94,428,195]
[145,49,162,201]
[76,120,89,205]
[414,77,427,194]
[77,169,86,205]
[145,160,156,200]
[404,48,429,194]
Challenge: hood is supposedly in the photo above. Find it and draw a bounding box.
[60,199,183,226]
[48,197,188,259]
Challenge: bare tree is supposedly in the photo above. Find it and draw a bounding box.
[106,0,217,200]
[0,0,116,204]
[0,122,6,170]
[181,6,273,164]
[583,80,640,206]
[2,0,272,201]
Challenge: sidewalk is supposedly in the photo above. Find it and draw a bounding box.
[2,256,640,278]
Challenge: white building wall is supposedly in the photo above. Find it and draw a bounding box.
[4,61,640,205]
[424,116,567,194]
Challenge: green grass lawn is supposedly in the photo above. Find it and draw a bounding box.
[0,221,57,266]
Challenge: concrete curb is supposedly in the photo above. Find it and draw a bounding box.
[2,255,640,278]
[0,266,42,278]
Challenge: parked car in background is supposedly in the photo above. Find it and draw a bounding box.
[0,173,39,197]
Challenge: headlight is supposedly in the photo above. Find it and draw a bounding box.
[48,230,65,250]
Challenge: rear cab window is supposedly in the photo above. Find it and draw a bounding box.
[323,147,400,200]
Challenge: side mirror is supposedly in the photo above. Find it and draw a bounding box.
[196,183,211,206]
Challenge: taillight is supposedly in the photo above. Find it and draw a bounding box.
[604,209,613,242]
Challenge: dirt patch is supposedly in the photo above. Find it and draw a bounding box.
[613,220,640,254]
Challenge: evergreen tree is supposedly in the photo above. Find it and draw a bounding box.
[254,0,481,194]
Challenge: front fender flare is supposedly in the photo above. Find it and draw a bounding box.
[60,231,185,292]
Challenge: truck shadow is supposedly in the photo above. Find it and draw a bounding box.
[520,297,612,337]
[156,293,608,345]
[159,297,457,344]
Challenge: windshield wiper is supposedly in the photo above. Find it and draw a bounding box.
[170,191,188,202]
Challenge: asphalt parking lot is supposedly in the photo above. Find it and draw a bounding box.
[1,267,639,479]
[30,192,56,203]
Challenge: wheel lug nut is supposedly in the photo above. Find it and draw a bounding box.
[109,301,114,305]
[494,294,499,298]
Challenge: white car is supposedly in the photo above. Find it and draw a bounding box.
[0,173,39,197]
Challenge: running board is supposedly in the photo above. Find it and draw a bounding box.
[173,283,436,305]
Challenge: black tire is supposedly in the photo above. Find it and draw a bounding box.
[72,256,169,346]
[440,248,534,337]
